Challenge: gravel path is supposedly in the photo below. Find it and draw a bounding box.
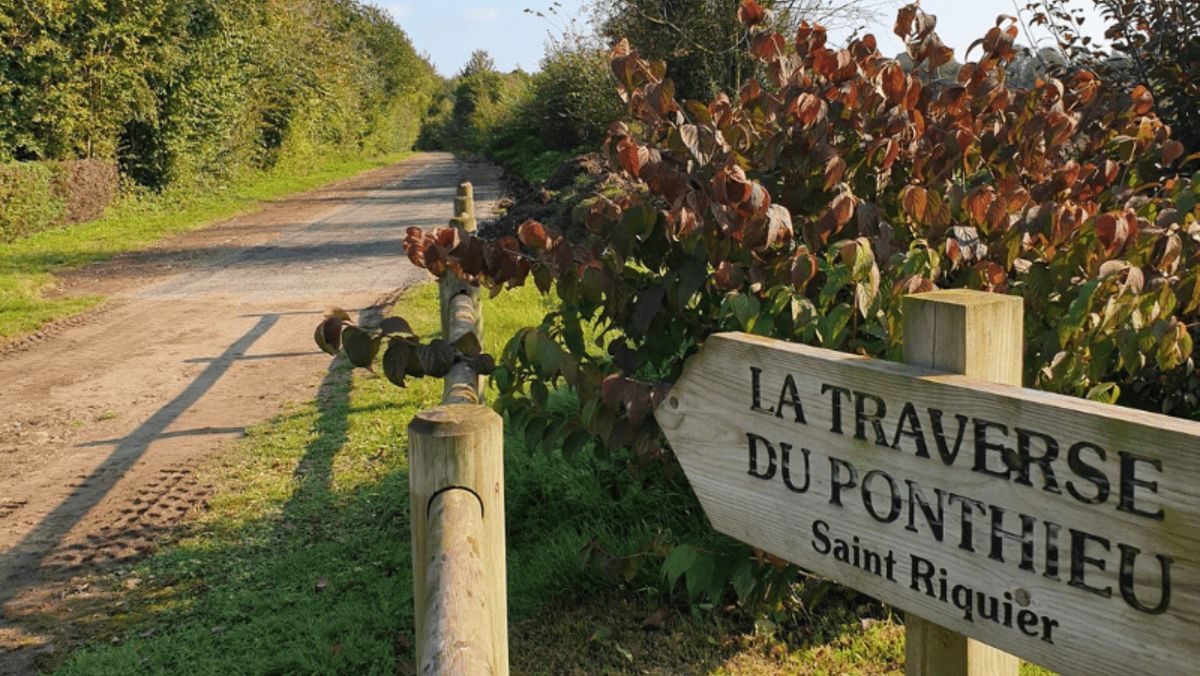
[0,152,500,672]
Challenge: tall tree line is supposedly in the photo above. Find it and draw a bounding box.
[0,0,437,189]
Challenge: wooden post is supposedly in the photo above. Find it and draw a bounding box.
[901,289,1022,676]
[443,293,484,405]
[452,182,476,233]
[409,404,507,675]
[439,181,484,403]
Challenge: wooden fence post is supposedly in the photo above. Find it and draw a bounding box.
[450,182,476,232]
[409,405,508,675]
[439,181,484,404]
[408,180,505,674]
[901,290,1022,676]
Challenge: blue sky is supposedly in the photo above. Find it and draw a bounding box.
[376,1,1105,76]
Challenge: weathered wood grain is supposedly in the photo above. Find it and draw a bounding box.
[903,292,1021,676]
[442,291,484,405]
[409,405,508,675]
[439,181,484,405]
[656,328,1200,676]
[420,489,496,675]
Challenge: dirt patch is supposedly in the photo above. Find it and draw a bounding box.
[0,152,502,673]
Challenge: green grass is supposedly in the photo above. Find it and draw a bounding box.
[489,144,584,184]
[51,282,636,673]
[47,282,1059,674]
[0,152,411,340]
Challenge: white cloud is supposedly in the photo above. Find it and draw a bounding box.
[462,7,498,23]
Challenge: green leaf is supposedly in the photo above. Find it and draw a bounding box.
[562,312,586,356]
[726,293,760,330]
[491,364,511,392]
[417,339,456,377]
[503,328,529,363]
[381,340,410,387]
[1085,381,1120,404]
[818,304,853,347]
[746,311,775,336]
[534,333,563,377]
[543,419,568,449]
[676,256,707,306]
[663,545,698,590]
[631,284,666,335]
[580,395,600,429]
[684,552,715,602]
[562,430,591,461]
[531,379,549,408]
[730,557,756,601]
[683,100,712,126]
[1059,278,1101,348]
[453,330,482,357]
[524,416,546,451]
[621,202,657,240]
[378,317,413,336]
[342,326,380,368]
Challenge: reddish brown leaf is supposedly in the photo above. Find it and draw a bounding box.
[881,139,900,170]
[1153,233,1183,273]
[617,138,643,178]
[713,261,743,290]
[795,92,825,126]
[881,63,905,104]
[738,0,766,28]
[518,220,548,250]
[714,164,753,205]
[1095,213,1128,253]
[790,247,818,290]
[751,32,786,62]
[1131,84,1154,115]
[764,204,792,248]
[894,4,917,37]
[824,155,846,190]
[642,608,669,630]
[975,261,1008,292]
[830,193,855,226]
[965,187,991,225]
[1163,140,1184,165]
[901,185,928,224]
[812,48,837,78]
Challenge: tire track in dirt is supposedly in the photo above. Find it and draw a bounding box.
[0,152,500,673]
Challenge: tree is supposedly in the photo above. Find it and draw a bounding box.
[460,49,498,78]
[1026,0,1200,155]
[594,0,895,100]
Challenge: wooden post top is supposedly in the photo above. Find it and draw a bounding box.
[409,404,499,436]
[902,290,1023,385]
[905,289,1024,308]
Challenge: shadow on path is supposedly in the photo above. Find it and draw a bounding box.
[0,314,282,613]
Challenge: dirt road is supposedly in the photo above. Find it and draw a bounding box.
[0,152,500,669]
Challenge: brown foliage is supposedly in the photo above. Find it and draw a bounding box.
[384,0,1200,606]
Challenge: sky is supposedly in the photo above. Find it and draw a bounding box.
[376,1,1106,76]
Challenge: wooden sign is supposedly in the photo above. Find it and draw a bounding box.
[656,331,1200,676]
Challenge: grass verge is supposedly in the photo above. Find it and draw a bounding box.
[489,144,585,184]
[46,282,1053,675]
[0,152,411,340]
